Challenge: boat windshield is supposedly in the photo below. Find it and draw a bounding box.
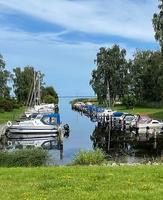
[41,116,58,125]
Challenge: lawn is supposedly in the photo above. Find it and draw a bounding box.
[0,107,24,124]
[0,166,162,200]
[115,106,163,120]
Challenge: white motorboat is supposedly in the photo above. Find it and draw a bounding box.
[24,103,58,118]
[131,115,163,134]
[6,113,61,139]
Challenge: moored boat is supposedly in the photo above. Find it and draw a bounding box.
[6,113,61,139]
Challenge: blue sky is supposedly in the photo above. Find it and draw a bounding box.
[0,0,160,96]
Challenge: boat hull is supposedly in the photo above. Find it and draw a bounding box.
[6,133,58,139]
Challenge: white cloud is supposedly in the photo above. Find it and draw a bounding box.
[0,28,134,95]
[0,0,158,42]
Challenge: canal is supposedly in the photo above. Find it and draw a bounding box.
[51,98,163,165]
[50,98,94,165]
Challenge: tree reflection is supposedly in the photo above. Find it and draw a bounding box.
[90,123,163,162]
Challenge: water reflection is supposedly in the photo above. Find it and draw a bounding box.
[91,123,163,163]
[1,98,163,165]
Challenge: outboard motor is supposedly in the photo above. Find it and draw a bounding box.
[63,124,70,138]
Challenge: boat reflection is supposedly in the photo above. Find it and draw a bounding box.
[90,123,163,163]
[5,137,61,151]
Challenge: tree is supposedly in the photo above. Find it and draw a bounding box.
[153,0,163,55]
[90,45,129,105]
[13,66,35,103]
[130,50,163,102]
[12,66,44,104]
[0,54,10,98]
[41,86,58,104]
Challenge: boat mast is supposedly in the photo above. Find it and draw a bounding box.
[33,70,36,106]
[37,71,41,105]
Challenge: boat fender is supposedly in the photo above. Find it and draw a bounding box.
[7,121,12,127]
[7,141,12,146]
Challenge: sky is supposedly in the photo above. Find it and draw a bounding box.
[0,0,160,96]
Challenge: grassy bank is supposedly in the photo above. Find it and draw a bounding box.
[70,98,97,105]
[115,106,163,120]
[0,166,162,200]
[0,149,49,167]
[0,107,24,124]
[71,98,163,119]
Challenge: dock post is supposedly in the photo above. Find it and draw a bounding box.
[58,126,64,160]
[153,129,157,149]
[146,127,150,141]
[107,115,111,152]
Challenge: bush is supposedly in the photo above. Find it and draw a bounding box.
[122,94,137,109]
[0,148,49,167]
[72,149,106,165]
[0,98,22,112]
[136,101,163,108]
[43,95,58,104]
[0,108,5,113]
[0,98,14,112]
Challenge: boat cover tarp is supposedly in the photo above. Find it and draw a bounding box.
[43,113,60,124]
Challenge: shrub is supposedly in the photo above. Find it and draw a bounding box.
[0,108,5,113]
[0,98,14,112]
[122,94,137,109]
[43,95,58,104]
[72,149,106,165]
[0,148,49,167]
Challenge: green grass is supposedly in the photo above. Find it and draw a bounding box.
[0,107,24,124]
[0,148,49,167]
[115,106,163,120]
[72,149,106,165]
[0,166,162,200]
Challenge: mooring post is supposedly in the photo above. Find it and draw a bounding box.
[58,126,64,160]
[107,115,112,152]
[153,129,157,149]
[146,127,150,141]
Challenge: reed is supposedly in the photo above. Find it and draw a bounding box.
[72,149,106,165]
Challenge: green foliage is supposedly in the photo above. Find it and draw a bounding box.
[0,148,49,167]
[43,95,57,104]
[70,98,97,105]
[130,50,163,102]
[12,66,44,104]
[0,107,24,124]
[122,94,137,109]
[41,86,58,104]
[72,149,106,165]
[91,47,163,105]
[0,54,11,98]
[0,98,21,112]
[115,106,163,120]
[90,45,129,105]
[153,0,163,54]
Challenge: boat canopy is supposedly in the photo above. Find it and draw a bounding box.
[41,113,60,125]
[113,112,124,117]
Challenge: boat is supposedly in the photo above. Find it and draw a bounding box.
[6,137,59,150]
[25,103,58,118]
[6,113,61,139]
[131,115,163,134]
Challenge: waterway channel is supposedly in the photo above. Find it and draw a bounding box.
[51,98,163,165]
[1,98,163,165]
[50,98,94,165]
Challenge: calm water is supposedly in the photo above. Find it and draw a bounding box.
[50,98,95,165]
[51,98,163,165]
[1,98,162,165]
